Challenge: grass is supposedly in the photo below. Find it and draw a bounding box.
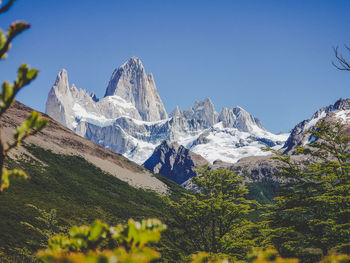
[0,144,177,261]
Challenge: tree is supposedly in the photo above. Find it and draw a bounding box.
[0,0,48,191]
[164,166,259,261]
[266,121,350,262]
[332,45,350,71]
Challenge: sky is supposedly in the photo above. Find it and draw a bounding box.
[0,0,349,133]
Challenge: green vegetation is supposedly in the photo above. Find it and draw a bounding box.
[37,218,167,263]
[158,121,350,263]
[1,129,349,262]
[0,145,171,261]
[246,179,281,205]
[0,1,349,262]
[154,172,189,201]
[163,167,260,261]
[266,121,350,262]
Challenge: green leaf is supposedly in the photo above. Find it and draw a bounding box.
[0,21,30,59]
[13,111,48,145]
[69,225,89,239]
[1,168,27,191]
[0,81,14,108]
[7,21,30,41]
[15,64,39,88]
[0,65,39,115]
[47,234,71,252]
[0,30,6,50]
[88,220,108,242]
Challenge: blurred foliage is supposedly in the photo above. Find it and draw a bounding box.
[0,0,48,192]
[319,253,350,263]
[190,249,350,263]
[37,218,166,263]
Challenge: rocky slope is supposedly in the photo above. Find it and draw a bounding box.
[282,98,350,153]
[3,101,167,193]
[146,97,350,186]
[46,57,289,165]
[143,140,208,185]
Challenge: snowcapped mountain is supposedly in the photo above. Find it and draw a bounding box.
[282,98,350,153]
[188,122,288,164]
[46,57,289,165]
[104,56,168,121]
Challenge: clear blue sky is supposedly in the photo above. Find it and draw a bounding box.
[1,0,349,133]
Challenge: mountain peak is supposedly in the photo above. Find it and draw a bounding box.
[104,57,168,121]
[130,56,141,61]
[54,68,69,88]
[218,106,264,132]
[123,56,143,68]
[60,68,68,74]
[170,105,181,117]
[234,105,244,111]
[178,98,218,126]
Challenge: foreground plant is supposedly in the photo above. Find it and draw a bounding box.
[191,249,350,263]
[37,218,167,263]
[0,0,48,191]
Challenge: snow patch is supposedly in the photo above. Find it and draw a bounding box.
[187,126,288,164]
[72,103,116,127]
[104,95,136,109]
[304,111,326,130]
[335,110,350,123]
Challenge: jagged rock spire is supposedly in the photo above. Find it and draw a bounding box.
[218,106,264,132]
[46,69,74,128]
[104,56,168,122]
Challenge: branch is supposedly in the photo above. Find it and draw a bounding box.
[0,22,31,59]
[0,0,15,13]
[332,46,350,71]
[4,127,40,155]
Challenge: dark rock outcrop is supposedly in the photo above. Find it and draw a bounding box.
[143,140,208,184]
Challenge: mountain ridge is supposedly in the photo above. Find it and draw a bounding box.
[45,57,289,165]
[5,101,167,193]
[282,98,350,153]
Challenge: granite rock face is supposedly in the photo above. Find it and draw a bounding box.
[186,98,219,126]
[46,57,288,167]
[143,140,208,185]
[45,68,143,130]
[104,56,168,122]
[218,106,265,132]
[170,98,219,127]
[45,69,75,129]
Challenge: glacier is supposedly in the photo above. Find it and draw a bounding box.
[46,57,289,165]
